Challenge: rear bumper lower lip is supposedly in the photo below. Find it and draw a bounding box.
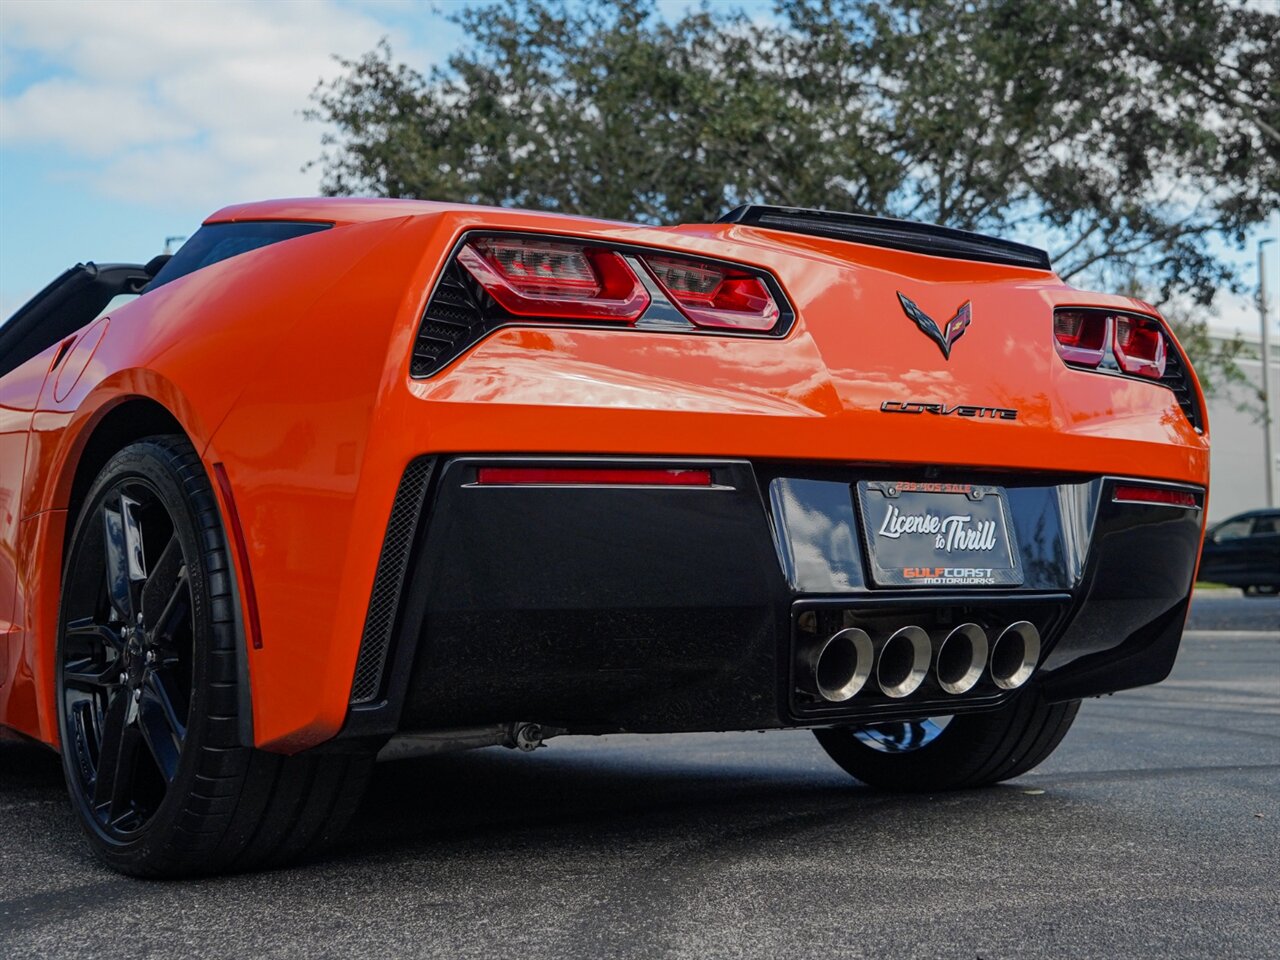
[334,456,1204,745]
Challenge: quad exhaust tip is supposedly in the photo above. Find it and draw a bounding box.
[990,621,1041,690]
[799,619,1041,702]
[936,623,989,695]
[876,625,931,699]
[809,627,875,702]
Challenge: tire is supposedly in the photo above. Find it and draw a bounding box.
[813,691,1080,792]
[56,435,372,877]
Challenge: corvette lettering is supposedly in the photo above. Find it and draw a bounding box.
[880,400,1018,420]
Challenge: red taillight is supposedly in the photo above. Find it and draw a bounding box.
[1113,314,1167,379]
[475,467,713,486]
[1053,310,1109,367]
[448,234,786,336]
[1054,308,1169,380]
[644,255,781,331]
[457,237,649,321]
[1113,484,1198,508]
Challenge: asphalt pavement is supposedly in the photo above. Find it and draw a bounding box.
[1,590,1276,959]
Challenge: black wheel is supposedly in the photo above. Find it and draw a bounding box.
[813,691,1080,792]
[57,435,372,877]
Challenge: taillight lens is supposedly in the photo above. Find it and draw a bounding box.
[1054,308,1169,380]
[457,237,649,321]
[1053,310,1109,367]
[1113,314,1167,379]
[644,255,781,331]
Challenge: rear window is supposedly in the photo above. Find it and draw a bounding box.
[146,220,331,291]
[1254,516,1279,536]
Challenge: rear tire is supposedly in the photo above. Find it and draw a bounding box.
[56,435,372,877]
[813,691,1080,792]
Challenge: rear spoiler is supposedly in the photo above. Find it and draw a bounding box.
[717,205,1052,271]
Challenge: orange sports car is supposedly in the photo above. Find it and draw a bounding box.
[0,199,1209,876]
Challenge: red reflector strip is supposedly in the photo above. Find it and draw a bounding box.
[212,462,265,649]
[1113,484,1198,508]
[476,467,713,486]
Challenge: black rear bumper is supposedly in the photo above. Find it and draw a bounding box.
[340,457,1204,741]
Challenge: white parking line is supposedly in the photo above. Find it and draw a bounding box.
[1184,629,1279,639]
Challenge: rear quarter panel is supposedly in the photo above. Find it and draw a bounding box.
[5,215,418,746]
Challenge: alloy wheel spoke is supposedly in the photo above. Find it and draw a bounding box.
[65,480,192,838]
[71,699,101,772]
[91,689,141,821]
[63,657,120,690]
[141,536,188,641]
[138,673,185,782]
[102,493,147,621]
[65,616,125,654]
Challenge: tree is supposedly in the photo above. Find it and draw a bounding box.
[307,0,1278,403]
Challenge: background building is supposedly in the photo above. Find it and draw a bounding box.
[1204,333,1280,523]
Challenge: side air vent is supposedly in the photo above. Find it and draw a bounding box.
[718,204,1052,271]
[1160,340,1204,432]
[411,261,489,377]
[350,457,435,705]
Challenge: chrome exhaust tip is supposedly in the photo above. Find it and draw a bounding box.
[990,621,1041,690]
[876,626,931,699]
[935,623,989,695]
[806,628,874,702]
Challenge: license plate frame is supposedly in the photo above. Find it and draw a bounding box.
[856,481,1023,588]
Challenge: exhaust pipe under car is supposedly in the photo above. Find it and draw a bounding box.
[935,623,989,695]
[990,621,1041,690]
[876,626,931,698]
[802,627,875,702]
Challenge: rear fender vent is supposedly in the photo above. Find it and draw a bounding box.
[411,262,490,378]
[1160,338,1204,432]
[350,457,435,705]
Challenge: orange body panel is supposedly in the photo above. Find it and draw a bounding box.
[0,198,1209,752]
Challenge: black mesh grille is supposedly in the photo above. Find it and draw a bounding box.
[411,262,488,377]
[1161,339,1204,431]
[350,458,435,704]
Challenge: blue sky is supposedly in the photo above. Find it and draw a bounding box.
[0,0,473,318]
[1,0,1275,333]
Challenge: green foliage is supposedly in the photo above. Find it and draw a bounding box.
[1162,304,1263,417]
[307,0,1278,392]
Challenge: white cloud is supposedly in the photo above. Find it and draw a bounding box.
[0,0,419,207]
[2,77,197,156]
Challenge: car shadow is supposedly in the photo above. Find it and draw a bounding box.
[1,733,1036,879]
[329,737,954,870]
[0,736,63,790]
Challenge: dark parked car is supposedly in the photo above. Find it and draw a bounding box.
[1199,509,1280,595]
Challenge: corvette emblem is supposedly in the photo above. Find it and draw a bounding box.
[897,292,972,359]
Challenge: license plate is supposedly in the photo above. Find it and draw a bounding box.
[856,481,1022,587]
